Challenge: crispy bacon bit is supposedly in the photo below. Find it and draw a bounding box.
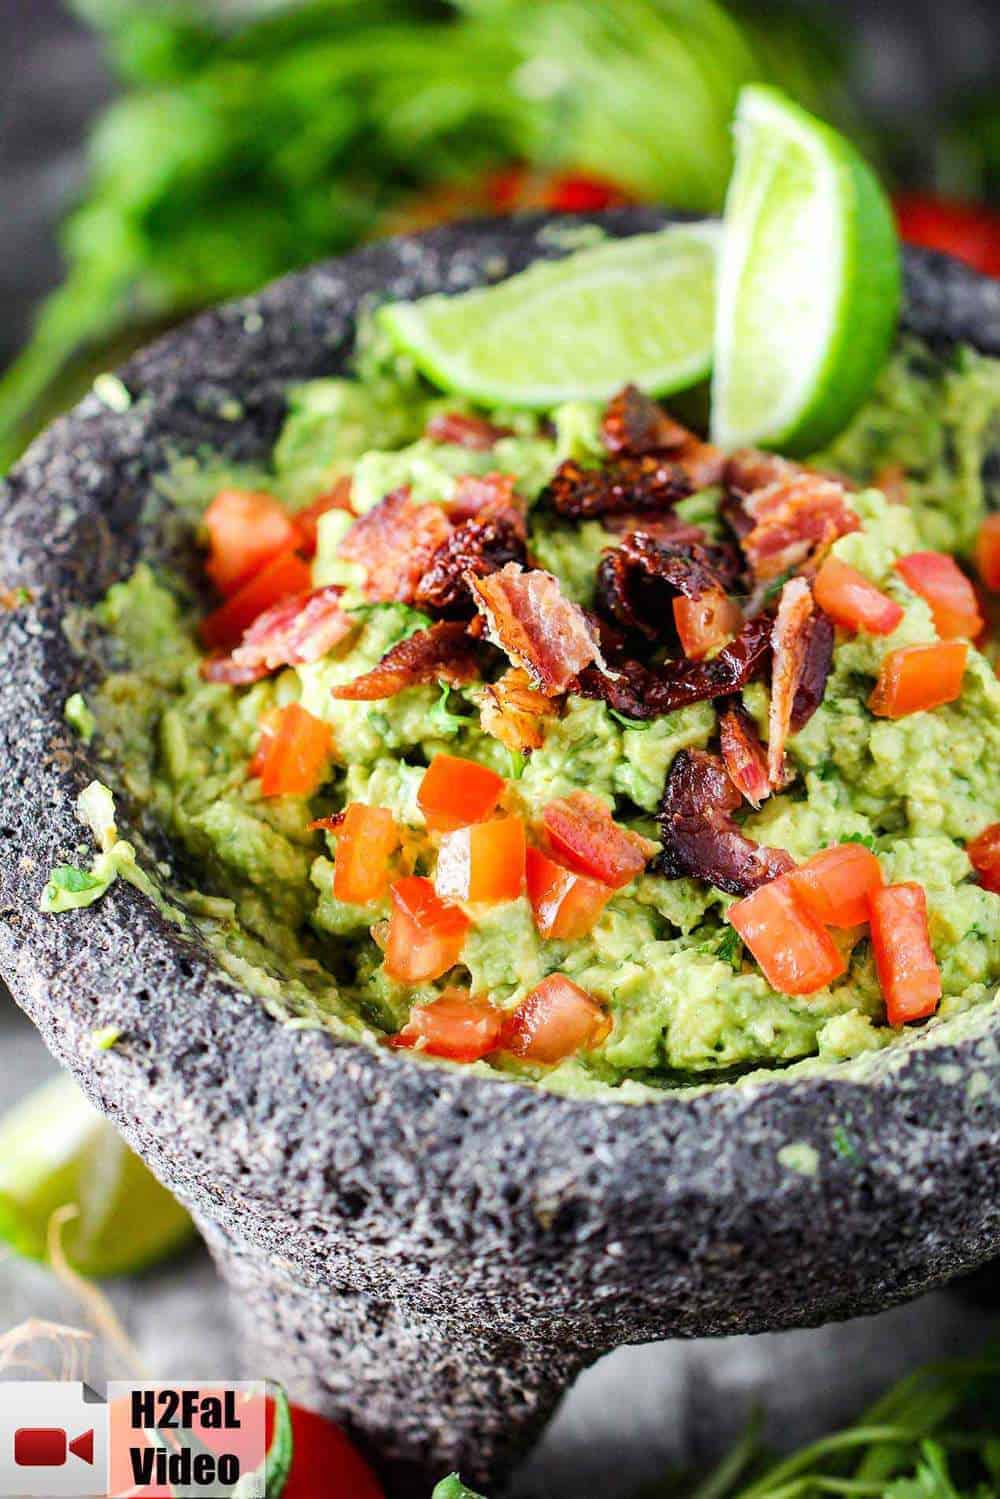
[425,411,514,450]
[768,579,814,785]
[469,563,608,696]
[742,474,861,584]
[659,749,794,896]
[601,384,693,456]
[330,621,479,701]
[577,613,773,720]
[414,507,527,615]
[719,703,771,808]
[338,488,453,602]
[790,608,834,733]
[294,476,354,558]
[724,449,800,498]
[447,472,524,523]
[201,586,354,684]
[596,532,740,642]
[544,455,694,522]
[601,512,710,546]
[479,667,556,755]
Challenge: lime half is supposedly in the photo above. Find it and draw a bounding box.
[378,224,720,408]
[0,1073,194,1278]
[711,85,901,455]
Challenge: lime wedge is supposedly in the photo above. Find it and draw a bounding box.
[0,1073,194,1278]
[711,85,901,455]
[378,224,720,408]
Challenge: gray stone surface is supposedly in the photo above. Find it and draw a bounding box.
[0,217,998,1497]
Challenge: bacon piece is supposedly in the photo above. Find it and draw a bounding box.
[446,472,524,523]
[601,385,693,456]
[601,512,710,546]
[479,667,556,755]
[719,703,771,808]
[330,621,479,701]
[544,455,694,522]
[742,475,861,584]
[469,563,608,696]
[294,476,354,558]
[414,507,527,616]
[767,579,814,785]
[338,488,453,602]
[790,608,834,733]
[201,586,354,684]
[426,411,514,450]
[596,532,740,642]
[724,449,801,498]
[659,749,794,896]
[577,613,773,720]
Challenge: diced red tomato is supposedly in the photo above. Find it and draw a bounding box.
[525,846,613,940]
[893,193,1000,280]
[256,703,333,798]
[543,171,634,213]
[673,592,743,660]
[868,882,942,1026]
[789,843,884,928]
[868,640,968,718]
[417,753,505,834]
[728,877,847,996]
[435,817,526,904]
[968,824,1000,895]
[200,548,312,651]
[266,1400,385,1499]
[894,552,983,639]
[294,477,354,559]
[499,975,611,1064]
[976,515,1000,592]
[326,803,398,905]
[389,990,503,1062]
[542,792,654,890]
[248,706,282,779]
[203,489,300,597]
[384,876,470,984]
[813,555,904,635]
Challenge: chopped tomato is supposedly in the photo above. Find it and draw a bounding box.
[543,171,634,213]
[869,882,942,1026]
[968,824,1000,895]
[673,592,743,660]
[389,990,503,1062]
[267,1400,384,1499]
[435,817,526,904]
[868,640,968,718]
[294,477,354,558]
[893,193,1000,279]
[200,548,312,651]
[499,975,611,1064]
[203,489,300,597]
[728,877,847,996]
[248,706,282,780]
[256,703,333,798]
[384,876,470,984]
[789,842,884,928]
[327,803,398,905]
[417,753,505,833]
[813,555,904,635]
[976,515,1000,592]
[894,551,983,639]
[542,792,654,890]
[525,846,613,940]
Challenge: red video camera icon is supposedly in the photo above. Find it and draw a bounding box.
[13,1429,95,1468]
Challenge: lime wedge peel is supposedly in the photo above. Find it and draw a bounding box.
[0,1073,195,1278]
[711,84,901,455]
[378,223,721,409]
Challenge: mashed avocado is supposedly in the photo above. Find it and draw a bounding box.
[62,333,1000,1098]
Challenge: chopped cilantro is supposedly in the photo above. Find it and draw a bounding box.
[429,682,472,737]
[64,692,97,744]
[716,927,743,969]
[609,709,652,731]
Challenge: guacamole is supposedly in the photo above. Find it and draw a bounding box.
[60,330,1000,1099]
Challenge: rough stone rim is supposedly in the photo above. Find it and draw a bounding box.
[0,211,997,1341]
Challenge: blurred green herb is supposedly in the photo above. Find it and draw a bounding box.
[1,0,857,468]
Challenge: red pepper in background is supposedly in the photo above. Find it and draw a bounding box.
[265,1400,384,1499]
[893,193,1000,279]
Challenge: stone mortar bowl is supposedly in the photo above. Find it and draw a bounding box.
[1,211,999,1497]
